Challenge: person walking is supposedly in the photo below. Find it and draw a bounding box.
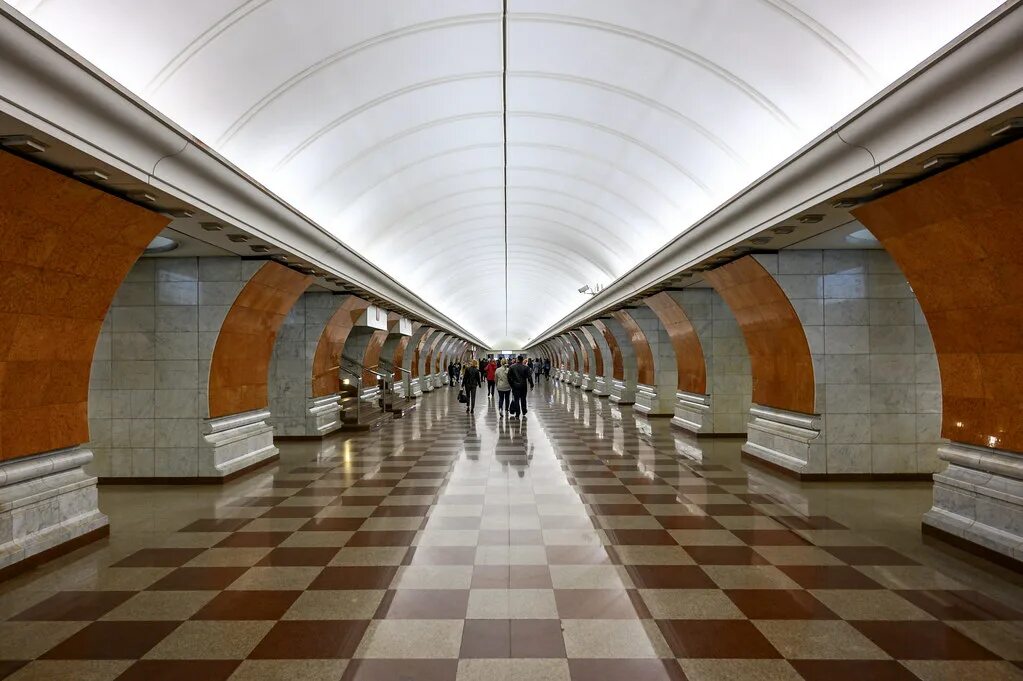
[508,355,534,418]
[495,358,511,417]
[543,358,551,380]
[485,357,498,399]
[462,359,481,414]
[448,361,457,387]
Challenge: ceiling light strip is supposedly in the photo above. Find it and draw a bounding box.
[502,0,509,339]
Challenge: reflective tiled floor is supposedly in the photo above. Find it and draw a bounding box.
[2,383,1023,680]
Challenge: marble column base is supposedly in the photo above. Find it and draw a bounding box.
[421,376,434,392]
[201,409,279,479]
[741,404,823,476]
[592,377,610,397]
[0,446,108,575]
[580,375,594,392]
[609,379,636,406]
[306,394,342,436]
[571,372,583,388]
[671,390,713,434]
[923,442,1023,565]
[410,378,423,398]
[633,383,673,416]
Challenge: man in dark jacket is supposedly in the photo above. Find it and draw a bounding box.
[508,355,534,418]
[461,360,482,414]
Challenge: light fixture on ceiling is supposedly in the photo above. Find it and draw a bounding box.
[200,222,223,231]
[127,191,157,203]
[163,208,195,219]
[797,214,824,224]
[749,236,772,245]
[989,118,1022,137]
[921,154,959,170]
[73,168,109,182]
[249,245,270,253]
[772,226,795,234]
[0,135,48,153]
[143,235,178,254]
[831,198,860,209]
[227,234,249,242]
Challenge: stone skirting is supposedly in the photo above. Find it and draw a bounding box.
[671,390,713,434]
[0,446,109,577]
[592,377,610,397]
[581,375,595,392]
[742,404,823,476]
[307,394,342,437]
[923,442,1023,566]
[633,383,673,416]
[201,409,279,479]
[410,378,423,398]
[610,379,636,406]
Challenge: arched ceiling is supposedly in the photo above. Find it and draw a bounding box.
[9,0,1000,347]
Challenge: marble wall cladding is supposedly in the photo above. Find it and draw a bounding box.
[568,330,592,381]
[668,288,753,435]
[644,292,707,395]
[89,256,266,477]
[311,296,369,397]
[591,320,625,382]
[854,138,1023,455]
[753,250,943,474]
[611,311,655,386]
[408,328,435,379]
[577,326,605,378]
[0,151,168,461]
[421,333,447,378]
[624,306,678,408]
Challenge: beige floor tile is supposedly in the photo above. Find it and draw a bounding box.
[751,546,845,566]
[185,548,273,567]
[639,589,745,619]
[456,658,571,681]
[143,620,273,659]
[6,660,131,681]
[561,619,659,658]
[550,565,630,589]
[314,506,375,518]
[283,590,385,620]
[158,532,231,548]
[279,531,354,548]
[226,567,321,591]
[330,547,409,566]
[364,517,426,531]
[474,545,548,565]
[596,515,663,530]
[811,589,934,620]
[355,619,464,658]
[101,590,216,621]
[947,620,1023,660]
[542,529,603,546]
[414,530,479,546]
[613,546,694,565]
[0,622,86,659]
[703,565,802,590]
[241,518,309,532]
[753,620,889,659]
[855,565,967,591]
[901,660,1023,681]
[71,567,173,591]
[678,659,803,681]
[466,589,559,619]
[714,516,786,530]
[668,530,745,546]
[392,565,474,589]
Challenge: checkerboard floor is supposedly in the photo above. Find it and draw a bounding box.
[2,383,1022,680]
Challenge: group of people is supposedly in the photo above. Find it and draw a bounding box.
[451,355,545,417]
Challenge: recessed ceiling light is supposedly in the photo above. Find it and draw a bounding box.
[249,245,270,253]
[0,135,48,153]
[771,226,795,234]
[143,235,178,254]
[164,208,195,218]
[797,214,823,224]
[831,198,860,209]
[988,118,1023,137]
[73,168,109,182]
[750,237,772,245]
[200,222,223,231]
[921,154,958,170]
[227,234,249,242]
[127,191,157,203]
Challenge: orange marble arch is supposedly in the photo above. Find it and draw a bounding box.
[208,262,312,418]
[854,138,1023,453]
[423,333,446,376]
[644,292,707,395]
[591,320,624,381]
[311,296,370,398]
[568,330,590,374]
[577,326,604,377]
[361,327,389,385]
[0,152,168,460]
[410,328,435,379]
[559,335,579,373]
[705,256,815,415]
[610,310,655,386]
[392,321,421,377]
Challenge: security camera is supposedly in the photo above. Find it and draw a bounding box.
[578,285,591,294]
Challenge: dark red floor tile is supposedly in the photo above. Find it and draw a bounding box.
[603,529,676,546]
[554,589,648,618]
[657,619,781,658]
[114,660,240,681]
[112,548,205,568]
[579,485,629,495]
[731,529,810,546]
[40,621,179,659]
[852,620,1000,660]
[896,589,1023,621]
[191,590,300,620]
[546,545,614,565]
[591,504,649,516]
[824,546,919,565]
[469,565,552,589]
[214,532,290,548]
[699,504,760,516]
[11,591,133,621]
[229,496,288,507]
[632,494,685,505]
[261,506,325,518]
[333,496,387,507]
[309,566,398,590]
[406,546,476,565]
[148,567,248,591]
[293,486,345,496]
[682,546,770,565]
[345,530,419,547]
[725,589,838,620]
[789,660,918,681]
[0,662,26,680]
[459,619,566,658]
[249,620,370,659]
[776,515,848,531]
[625,565,715,589]
[256,547,340,566]
[778,565,883,589]
[340,659,457,681]
[655,515,723,530]
[374,589,469,618]
[387,486,441,496]
[178,518,251,532]
[299,517,366,531]
[568,659,686,681]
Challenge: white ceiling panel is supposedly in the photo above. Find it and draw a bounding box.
[8,0,1001,346]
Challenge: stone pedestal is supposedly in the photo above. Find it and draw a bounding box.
[571,372,583,388]
[592,377,610,397]
[581,375,595,392]
[610,379,636,406]
[0,447,108,575]
[421,376,434,393]
[742,404,823,476]
[306,395,342,436]
[410,378,423,397]
[201,409,278,479]
[671,391,713,434]
[633,383,673,416]
[923,443,1023,565]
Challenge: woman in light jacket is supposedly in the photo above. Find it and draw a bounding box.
[494,358,512,417]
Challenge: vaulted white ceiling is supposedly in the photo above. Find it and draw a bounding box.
[9,0,1000,347]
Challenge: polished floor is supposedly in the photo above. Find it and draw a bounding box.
[1,383,1022,681]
